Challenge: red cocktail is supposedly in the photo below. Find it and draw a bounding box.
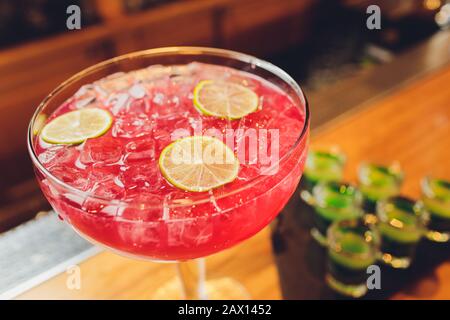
[28,47,309,298]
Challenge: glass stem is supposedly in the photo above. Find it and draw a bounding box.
[176,258,208,300]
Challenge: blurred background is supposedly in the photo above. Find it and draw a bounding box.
[0,0,449,299]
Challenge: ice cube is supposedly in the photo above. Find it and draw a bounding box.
[121,163,162,193]
[49,166,90,190]
[153,128,172,153]
[244,107,277,129]
[96,72,133,95]
[91,180,125,199]
[126,98,150,115]
[152,92,165,106]
[82,197,107,214]
[107,93,130,115]
[80,136,123,165]
[227,73,261,92]
[167,216,213,247]
[277,112,303,150]
[124,138,156,163]
[128,84,147,99]
[112,114,154,138]
[38,145,64,166]
[74,156,87,170]
[132,65,170,83]
[100,205,121,216]
[117,220,162,248]
[38,146,78,168]
[75,97,96,109]
[74,84,97,108]
[119,194,163,222]
[87,165,125,199]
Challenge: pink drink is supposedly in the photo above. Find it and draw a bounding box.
[34,62,308,260]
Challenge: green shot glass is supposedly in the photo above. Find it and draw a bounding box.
[376,196,428,269]
[358,163,404,213]
[421,177,450,243]
[301,182,364,246]
[301,149,346,192]
[326,219,379,298]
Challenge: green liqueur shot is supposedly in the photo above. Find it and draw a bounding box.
[301,149,346,192]
[302,182,363,245]
[326,219,379,298]
[358,163,403,213]
[421,177,450,243]
[376,196,428,269]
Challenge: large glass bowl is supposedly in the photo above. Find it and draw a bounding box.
[28,47,309,299]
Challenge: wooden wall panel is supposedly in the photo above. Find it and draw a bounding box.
[113,4,217,55]
[221,0,317,55]
[0,27,115,159]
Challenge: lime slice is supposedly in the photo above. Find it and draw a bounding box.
[41,108,112,144]
[193,80,259,119]
[33,114,48,135]
[159,136,239,192]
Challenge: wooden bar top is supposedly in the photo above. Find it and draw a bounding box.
[17,63,450,300]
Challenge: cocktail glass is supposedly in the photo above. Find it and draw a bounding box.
[27,47,309,299]
[421,177,450,243]
[301,182,363,246]
[358,163,404,213]
[376,196,428,269]
[326,218,379,298]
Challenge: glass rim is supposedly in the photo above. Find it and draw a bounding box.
[357,162,404,186]
[327,219,379,260]
[421,176,450,201]
[376,196,426,229]
[27,46,310,210]
[312,181,363,210]
[307,147,346,165]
